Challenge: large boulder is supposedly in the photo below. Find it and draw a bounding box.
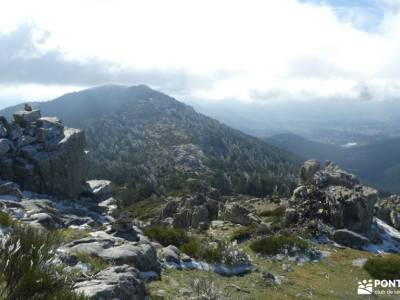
[99,243,160,273]
[220,202,261,226]
[19,128,88,197]
[315,161,359,188]
[36,117,64,142]
[13,110,41,126]
[0,109,88,198]
[85,180,112,201]
[160,195,220,229]
[74,265,146,300]
[299,159,320,185]
[375,195,400,230]
[64,235,160,274]
[333,229,370,249]
[63,236,116,256]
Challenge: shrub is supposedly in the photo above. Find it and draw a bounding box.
[199,242,225,264]
[0,211,14,227]
[180,238,202,257]
[364,255,400,280]
[259,206,286,217]
[0,223,87,300]
[230,226,256,242]
[250,235,309,256]
[124,197,165,221]
[144,225,188,247]
[181,238,250,266]
[190,276,227,300]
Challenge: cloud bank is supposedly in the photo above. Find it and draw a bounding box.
[1,0,400,103]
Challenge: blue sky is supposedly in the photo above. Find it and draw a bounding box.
[304,0,388,31]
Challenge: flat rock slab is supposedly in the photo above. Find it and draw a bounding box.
[74,265,146,300]
[14,110,41,125]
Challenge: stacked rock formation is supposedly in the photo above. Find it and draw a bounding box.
[285,159,378,248]
[0,109,87,197]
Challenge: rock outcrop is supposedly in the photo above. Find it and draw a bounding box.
[375,195,400,230]
[285,160,378,246]
[0,109,87,197]
[220,202,261,226]
[160,194,220,229]
[74,265,146,300]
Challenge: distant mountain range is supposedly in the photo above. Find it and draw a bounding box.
[266,133,400,193]
[1,85,299,202]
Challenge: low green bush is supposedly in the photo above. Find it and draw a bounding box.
[180,238,250,266]
[0,211,14,227]
[250,235,309,256]
[180,238,202,257]
[124,198,165,221]
[364,255,400,280]
[259,206,286,217]
[144,225,188,247]
[230,226,256,242]
[0,223,87,299]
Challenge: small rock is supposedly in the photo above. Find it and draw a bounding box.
[282,264,293,272]
[261,271,281,285]
[179,288,192,296]
[352,258,368,267]
[160,245,181,263]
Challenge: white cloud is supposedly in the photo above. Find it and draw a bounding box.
[0,0,400,102]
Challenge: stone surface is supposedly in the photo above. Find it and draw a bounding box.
[0,109,88,198]
[333,229,370,249]
[0,124,7,137]
[375,195,400,230]
[0,181,22,198]
[221,202,261,226]
[160,194,220,229]
[99,243,160,273]
[0,139,11,156]
[286,160,378,247]
[74,265,146,300]
[299,159,320,185]
[13,110,41,126]
[159,245,181,263]
[85,180,112,200]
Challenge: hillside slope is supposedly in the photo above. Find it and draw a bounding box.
[266,133,400,193]
[2,85,299,201]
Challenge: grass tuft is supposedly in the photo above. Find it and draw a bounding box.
[250,235,309,256]
[144,225,188,247]
[364,255,400,280]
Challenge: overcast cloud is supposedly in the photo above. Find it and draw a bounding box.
[1,0,400,103]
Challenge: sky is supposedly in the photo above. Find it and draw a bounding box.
[1,0,400,106]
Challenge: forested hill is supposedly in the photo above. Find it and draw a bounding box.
[2,85,300,201]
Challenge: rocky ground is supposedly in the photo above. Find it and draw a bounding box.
[1,108,400,299]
